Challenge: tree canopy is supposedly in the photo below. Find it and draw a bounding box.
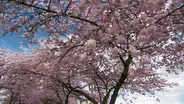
[0,0,184,104]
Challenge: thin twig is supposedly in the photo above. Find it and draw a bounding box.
[155,4,184,23]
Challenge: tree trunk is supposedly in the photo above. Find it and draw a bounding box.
[109,55,132,104]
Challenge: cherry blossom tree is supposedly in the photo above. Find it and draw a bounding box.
[0,0,184,104]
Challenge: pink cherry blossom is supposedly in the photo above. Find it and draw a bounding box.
[141,55,150,64]
[116,35,126,44]
[111,47,119,55]
[0,0,183,104]
[85,39,96,50]
[129,46,139,56]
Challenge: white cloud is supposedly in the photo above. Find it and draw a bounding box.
[116,72,184,104]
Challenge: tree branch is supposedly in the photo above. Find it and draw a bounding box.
[65,0,72,14]
[58,44,83,63]
[12,1,99,26]
[60,82,98,104]
[109,54,132,104]
[155,4,184,23]
[102,87,114,104]
[23,70,98,104]
[47,0,52,10]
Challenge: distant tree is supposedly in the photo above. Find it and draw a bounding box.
[0,0,184,104]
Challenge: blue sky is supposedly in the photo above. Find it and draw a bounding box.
[0,29,48,52]
[0,32,23,52]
